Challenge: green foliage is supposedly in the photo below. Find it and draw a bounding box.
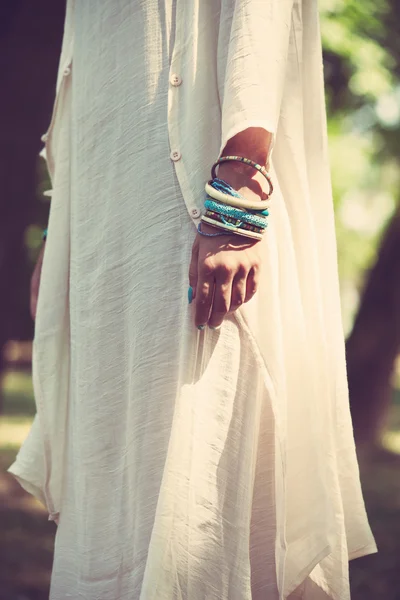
[320,0,400,332]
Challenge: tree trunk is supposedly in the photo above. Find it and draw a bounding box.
[346,205,400,447]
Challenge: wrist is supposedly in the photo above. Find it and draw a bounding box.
[214,163,267,202]
[220,127,272,170]
[217,161,256,180]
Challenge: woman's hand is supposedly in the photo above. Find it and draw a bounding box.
[30,243,46,320]
[189,225,262,329]
[188,162,267,329]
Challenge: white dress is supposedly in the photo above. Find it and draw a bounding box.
[9,1,377,599]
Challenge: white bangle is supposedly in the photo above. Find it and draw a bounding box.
[204,181,271,212]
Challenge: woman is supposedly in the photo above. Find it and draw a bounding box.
[9,1,376,598]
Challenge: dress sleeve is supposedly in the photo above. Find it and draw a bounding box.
[38,0,75,191]
[217,0,295,158]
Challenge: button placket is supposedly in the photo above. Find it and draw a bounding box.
[167,25,202,223]
[44,56,73,184]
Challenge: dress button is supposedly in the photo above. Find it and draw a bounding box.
[191,208,201,218]
[63,65,71,77]
[41,133,48,142]
[170,150,182,162]
[170,73,182,87]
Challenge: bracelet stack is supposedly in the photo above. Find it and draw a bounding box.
[199,155,273,241]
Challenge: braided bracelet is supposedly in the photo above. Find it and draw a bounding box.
[205,180,271,212]
[211,156,273,198]
[210,179,270,216]
[210,177,244,199]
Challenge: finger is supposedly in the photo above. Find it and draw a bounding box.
[30,267,39,319]
[30,247,45,321]
[229,270,247,312]
[188,238,199,300]
[30,296,37,321]
[195,275,214,328]
[244,266,259,303]
[208,267,233,328]
[30,281,38,321]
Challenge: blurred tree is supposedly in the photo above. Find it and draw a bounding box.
[346,206,400,446]
[0,1,65,409]
[321,0,400,446]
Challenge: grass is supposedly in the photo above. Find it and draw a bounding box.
[1,370,400,599]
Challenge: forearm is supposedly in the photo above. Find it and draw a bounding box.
[221,126,272,168]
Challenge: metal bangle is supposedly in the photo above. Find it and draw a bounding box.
[211,155,273,198]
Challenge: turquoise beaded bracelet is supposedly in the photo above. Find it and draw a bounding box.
[204,198,269,228]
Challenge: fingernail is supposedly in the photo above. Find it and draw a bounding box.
[197,324,206,330]
[188,286,193,304]
[209,324,221,330]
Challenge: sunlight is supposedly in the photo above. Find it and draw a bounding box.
[0,418,33,449]
[381,431,400,455]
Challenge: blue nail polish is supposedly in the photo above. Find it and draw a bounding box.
[188,286,193,304]
[197,324,205,330]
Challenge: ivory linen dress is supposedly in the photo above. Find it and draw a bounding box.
[9,0,377,598]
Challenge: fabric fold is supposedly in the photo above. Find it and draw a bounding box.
[217,0,294,158]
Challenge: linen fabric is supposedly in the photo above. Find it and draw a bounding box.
[9,1,377,598]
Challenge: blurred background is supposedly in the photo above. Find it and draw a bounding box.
[1,0,400,598]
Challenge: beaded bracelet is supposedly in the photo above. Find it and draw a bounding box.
[205,180,272,212]
[211,156,274,198]
[204,207,266,233]
[204,210,265,234]
[201,215,264,241]
[42,228,48,241]
[204,199,269,227]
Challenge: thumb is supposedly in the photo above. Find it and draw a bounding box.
[188,239,199,301]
